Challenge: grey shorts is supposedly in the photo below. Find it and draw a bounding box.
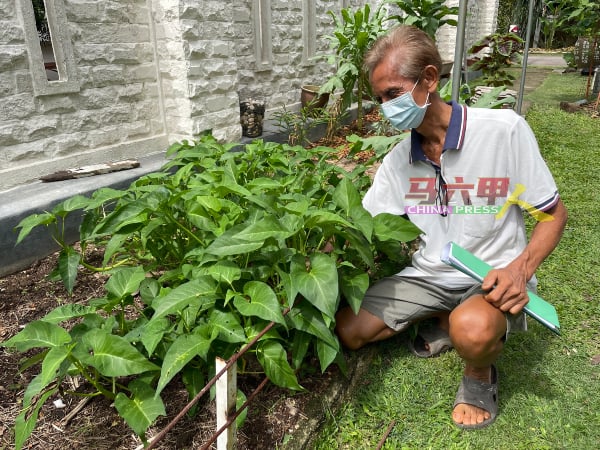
[361,276,526,337]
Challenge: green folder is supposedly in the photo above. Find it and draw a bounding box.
[440,241,561,335]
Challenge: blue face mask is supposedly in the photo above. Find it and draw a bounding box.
[380,81,430,131]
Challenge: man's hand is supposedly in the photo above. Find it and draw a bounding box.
[482,198,568,316]
[481,263,529,315]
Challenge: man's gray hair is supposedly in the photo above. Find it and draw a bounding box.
[364,25,443,81]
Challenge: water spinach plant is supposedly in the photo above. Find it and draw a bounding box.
[3,135,420,447]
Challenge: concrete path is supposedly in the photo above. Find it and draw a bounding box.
[526,52,568,68]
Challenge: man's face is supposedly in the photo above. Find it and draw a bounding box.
[370,52,428,106]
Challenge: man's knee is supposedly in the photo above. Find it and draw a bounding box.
[335,307,366,350]
[449,299,505,356]
[335,306,392,350]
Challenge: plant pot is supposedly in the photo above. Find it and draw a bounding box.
[240,99,265,138]
[300,85,330,111]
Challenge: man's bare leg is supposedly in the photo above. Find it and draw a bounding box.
[449,294,507,426]
[336,307,451,351]
[335,307,397,350]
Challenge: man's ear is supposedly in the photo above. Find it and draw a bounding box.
[422,65,439,92]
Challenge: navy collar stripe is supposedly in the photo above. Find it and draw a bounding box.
[409,101,466,164]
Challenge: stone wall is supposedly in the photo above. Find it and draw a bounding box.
[0,0,498,192]
[1,0,169,190]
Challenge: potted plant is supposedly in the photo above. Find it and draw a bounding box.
[300,85,330,112]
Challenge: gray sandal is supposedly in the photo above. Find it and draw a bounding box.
[453,365,499,429]
[408,326,453,358]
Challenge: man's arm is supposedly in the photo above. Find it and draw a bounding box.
[482,198,568,314]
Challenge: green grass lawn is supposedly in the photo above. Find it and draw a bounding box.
[311,72,600,449]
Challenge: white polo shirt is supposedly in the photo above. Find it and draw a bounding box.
[363,102,560,288]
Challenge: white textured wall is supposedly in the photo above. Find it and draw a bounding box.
[437,0,500,62]
[0,0,497,191]
[1,0,168,190]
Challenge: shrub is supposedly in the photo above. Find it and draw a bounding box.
[3,134,420,447]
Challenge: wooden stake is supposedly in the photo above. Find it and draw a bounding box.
[40,160,140,182]
[216,357,237,450]
[376,420,397,450]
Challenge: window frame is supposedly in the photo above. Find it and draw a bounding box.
[252,0,273,70]
[18,0,80,96]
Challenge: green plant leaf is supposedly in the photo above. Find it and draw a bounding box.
[291,331,311,369]
[205,225,265,257]
[125,317,172,356]
[86,187,128,209]
[236,389,248,428]
[114,379,166,437]
[339,227,375,268]
[291,254,339,319]
[141,318,171,356]
[155,333,213,397]
[22,371,48,407]
[105,266,147,299]
[41,304,98,324]
[286,303,338,349]
[58,246,81,295]
[14,212,56,245]
[232,216,294,242]
[102,232,129,265]
[51,195,91,216]
[245,177,283,192]
[205,260,242,285]
[139,277,161,304]
[93,201,148,235]
[470,86,516,109]
[150,277,217,320]
[333,173,362,214]
[232,281,286,325]
[304,210,354,229]
[373,213,422,242]
[340,270,370,315]
[182,364,205,416]
[256,340,303,391]
[316,339,339,373]
[17,351,47,374]
[38,345,71,392]
[14,387,56,450]
[74,329,160,377]
[1,320,71,351]
[209,310,246,343]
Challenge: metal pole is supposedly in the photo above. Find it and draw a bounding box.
[451,0,469,102]
[517,0,536,115]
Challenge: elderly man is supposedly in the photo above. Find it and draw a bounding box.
[335,25,567,429]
